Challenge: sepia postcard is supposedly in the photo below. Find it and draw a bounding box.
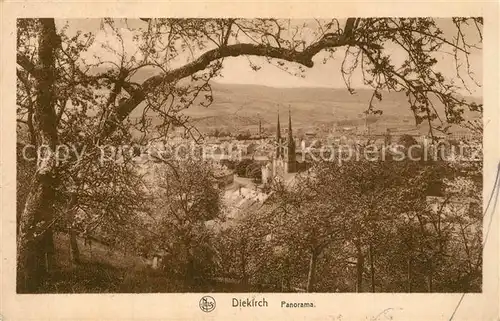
[1,1,499,320]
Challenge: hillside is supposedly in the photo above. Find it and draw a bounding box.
[181,83,424,132]
[158,83,480,134]
[118,67,482,135]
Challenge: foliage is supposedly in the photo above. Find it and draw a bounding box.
[232,158,263,182]
[217,157,482,292]
[147,158,225,289]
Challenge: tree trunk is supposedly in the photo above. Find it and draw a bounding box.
[17,172,58,292]
[240,247,248,288]
[68,195,80,264]
[17,18,60,293]
[70,229,80,264]
[369,243,375,293]
[282,256,291,292]
[184,246,194,290]
[306,249,318,292]
[427,260,433,293]
[407,256,412,293]
[407,228,413,293]
[355,242,364,293]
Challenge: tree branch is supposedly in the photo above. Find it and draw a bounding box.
[17,53,39,77]
[101,32,375,139]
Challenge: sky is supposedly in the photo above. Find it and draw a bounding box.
[56,18,483,97]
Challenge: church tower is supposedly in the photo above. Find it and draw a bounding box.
[286,108,297,173]
[276,110,284,158]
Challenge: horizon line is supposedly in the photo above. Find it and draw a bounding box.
[210,80,483,99]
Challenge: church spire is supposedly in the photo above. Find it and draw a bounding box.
[286,106,296,173]
[276,107,283,158]
[277,110,281,141]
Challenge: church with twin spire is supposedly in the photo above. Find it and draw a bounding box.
[261,108,297,185]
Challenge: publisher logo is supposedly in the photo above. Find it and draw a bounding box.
[199,296,216,313]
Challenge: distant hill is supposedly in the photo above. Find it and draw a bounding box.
[131,88,481,136]
[96,66,484,135]
[181,83,423,131]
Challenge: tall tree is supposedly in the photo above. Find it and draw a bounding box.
[17,19,60,292]
[149,158,224,289]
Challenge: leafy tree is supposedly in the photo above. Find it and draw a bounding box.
[148,158,224,289]
[244,157,480,293]
[246,162,262,182]
[234,159,252,176]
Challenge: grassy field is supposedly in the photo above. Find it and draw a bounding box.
[41,232,186,293]
[43,232,271,293]
[53,232,146,270]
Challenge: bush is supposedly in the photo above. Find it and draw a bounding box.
[235,159,254,176]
